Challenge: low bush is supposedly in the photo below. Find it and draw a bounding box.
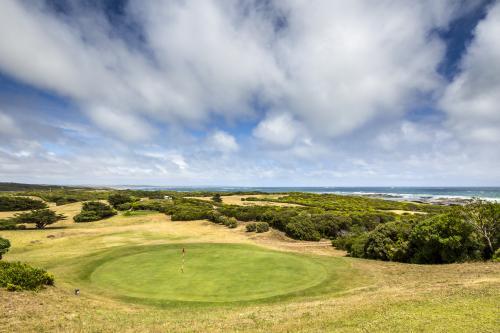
[225,217,238,228]
[116,203,132,211]
[285,215,321,241]
[0,237,10,259]
[362,222,412,262]
[0,261,54,291]
[255,222,269,233]
[409,213,483,264]
[108,193,135,208]
[212,194,222,203]
[74,201,116,222]
[246,222,257,232]
[0,196,47,211]
[493,248,500,262]
[0,219,25,230]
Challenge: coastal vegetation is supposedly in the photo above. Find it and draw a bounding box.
[0,196,47,211]
[74,201,116,222]
[0,186,498,331]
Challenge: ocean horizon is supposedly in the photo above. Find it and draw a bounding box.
[113,186,500,201]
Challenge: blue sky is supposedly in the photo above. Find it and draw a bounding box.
[0,0,499,186]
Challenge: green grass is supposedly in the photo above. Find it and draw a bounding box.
[87,243,328,303]
[122,210,157,217]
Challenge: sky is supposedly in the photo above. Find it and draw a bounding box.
[0,0,499,186]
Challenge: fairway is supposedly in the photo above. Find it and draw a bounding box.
[90,243,328,302]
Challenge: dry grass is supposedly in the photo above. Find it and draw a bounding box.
[0,201,499,332]
[188,194,302,207]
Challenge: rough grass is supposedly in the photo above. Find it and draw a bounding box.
[0,201,499,332]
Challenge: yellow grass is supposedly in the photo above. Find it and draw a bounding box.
[187,194,302,207]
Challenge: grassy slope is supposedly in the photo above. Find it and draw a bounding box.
[0,202,499,332]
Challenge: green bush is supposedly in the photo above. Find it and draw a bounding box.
[224,217,238,228]
[409,213,484,264]
[0,237,10,259]
[0,196,47,211]
[493,248,500,262]
[212,194,222,203]
[108,193,134,208]
[0,219,25,230]
[74,201,116,222]
[0,261,54,291]
[362,222,411,262]
[246,222,257,232]
[116,203,132,211]
[285,215,321,241]
[13,209,66,229]
[255,222,269,233]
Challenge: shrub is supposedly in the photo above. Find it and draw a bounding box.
[108,193,134,208]
[246,222,257,232]
[312,214,351,238]
[0,237,10,259]
[73,211,102,222]
[0,196,47,211]
[116,203,132,211]
[285,215,321,241]
[14,209,66,229]
[207,210,223,223]
[0,261,54,291]
[131,200,173,213]
[0,219,25,230]
[74,201,116,222]
[362,222,412,262]
[409,213,483,264]
[255,222,269,233]
[493,248,500,262]
[225,217,238,228]
[212,194,222,203]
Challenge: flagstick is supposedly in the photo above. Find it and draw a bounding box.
[181,247,185,273]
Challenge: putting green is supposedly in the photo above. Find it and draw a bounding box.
[89,243,328,302]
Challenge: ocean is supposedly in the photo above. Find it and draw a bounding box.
[116,186,500,201]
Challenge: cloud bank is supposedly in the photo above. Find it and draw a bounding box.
[0,0,498,185]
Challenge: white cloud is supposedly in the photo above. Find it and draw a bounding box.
[0,112,20,137]
[440,1,500,143]
[253,113,302,146]
[87,106,156,142]
[207,130,239,153]
[0,0,465,141]
[0,0,498,185]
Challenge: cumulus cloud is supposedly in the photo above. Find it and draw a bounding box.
[207,130,239,153]
[440,1,500,143]
[0,0,498,185]
[0,0,467,140]
[253,113,303,146]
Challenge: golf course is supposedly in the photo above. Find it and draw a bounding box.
[0,192,499,332]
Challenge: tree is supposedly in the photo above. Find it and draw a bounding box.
[0,237,10,259]
[460,198,499,258]
[212,194,222,203]
[14,209,66,229]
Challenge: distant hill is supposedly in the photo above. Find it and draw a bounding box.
[0,182,88,192]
